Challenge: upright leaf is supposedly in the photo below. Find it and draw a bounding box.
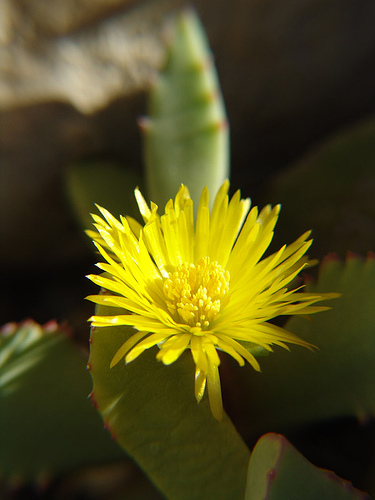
[141,9,229,209]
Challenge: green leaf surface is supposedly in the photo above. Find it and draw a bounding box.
[65,161,142,229]
[0,320,124,483]
[142,9,229,209]
[245,433,370,500]
[89,304,250,500]
[234,254,375,431]
[266,117,375,257]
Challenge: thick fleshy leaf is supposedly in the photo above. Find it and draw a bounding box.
[65,162,142,229]
[0,320,124,483]
[141,9,229,209]
[233,254,375,431]
[89,304,250,500]
[245,433,370,500]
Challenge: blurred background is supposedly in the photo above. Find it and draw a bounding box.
[2,0,375,326]
[1,0,375,497]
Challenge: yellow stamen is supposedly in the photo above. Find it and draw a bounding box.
[163,257,230,329]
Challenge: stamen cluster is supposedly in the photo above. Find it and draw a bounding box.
[163,257,230,329]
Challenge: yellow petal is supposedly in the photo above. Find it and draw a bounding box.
[206,360,223,422]
[134,188,152,222]
[195,368,207,403]
[111,330,149,368]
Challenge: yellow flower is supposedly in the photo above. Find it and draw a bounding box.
[87,181,336,421]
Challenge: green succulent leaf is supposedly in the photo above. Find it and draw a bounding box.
[0,320,124,483]
[266,117,375,257]
[142,9,229,209]
[234,254,375,431]
[89,304,250,500]
[65,161,142,229]
[245,433,370,500]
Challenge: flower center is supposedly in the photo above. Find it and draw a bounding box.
[163,257,230,329]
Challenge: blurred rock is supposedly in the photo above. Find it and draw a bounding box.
[1,0,134,43]
[0,0,183,112]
